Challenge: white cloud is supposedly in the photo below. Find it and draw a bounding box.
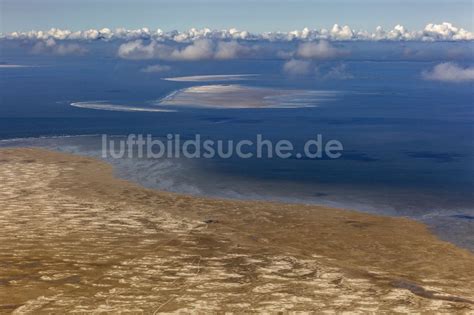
[324,64,353,80]
[282,60,353,79]
[330,24,354,40]
[297,40,344,59]
[215,41,253,59]
[118,39,258,61]
[170,39,214,60]
[401,45,473,61]
[54,43,87,55]
[3,23,473,42]
[117,40,173,60]
[422,62,474,82]
[118,39,214,60]
[423,23,474,41]
[141,64,171,73]
[283,59,313,75]
[31,38,87,56]
[118,40,150,59]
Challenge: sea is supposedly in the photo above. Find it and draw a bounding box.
[1,41,473,250]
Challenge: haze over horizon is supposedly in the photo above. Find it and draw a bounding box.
[1,0,473,33]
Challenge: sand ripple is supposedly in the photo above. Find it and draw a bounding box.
[0,148,473,313]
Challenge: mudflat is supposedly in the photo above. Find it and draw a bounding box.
[0,148,473,313]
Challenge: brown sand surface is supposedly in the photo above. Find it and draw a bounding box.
[0,148,473,313]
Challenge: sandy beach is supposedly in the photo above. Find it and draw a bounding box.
[0,147,473,313]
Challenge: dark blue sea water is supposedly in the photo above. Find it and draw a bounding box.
[1,43,473,249]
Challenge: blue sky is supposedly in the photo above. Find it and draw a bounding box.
[1,0,473,33]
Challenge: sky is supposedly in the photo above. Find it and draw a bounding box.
[1,0,473,33]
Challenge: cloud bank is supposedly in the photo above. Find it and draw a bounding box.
[118,38,346,61]
[118,39,257,61]
[31,38,87,56]
[422,62,474,82]
[2,23,473,42]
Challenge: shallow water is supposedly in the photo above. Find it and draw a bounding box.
[2,134,473,251]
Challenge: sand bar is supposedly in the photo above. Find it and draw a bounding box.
[157,84,337,109]
[163,74,259,82]
[0,148,473,313]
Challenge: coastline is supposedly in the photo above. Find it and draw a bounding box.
[1,147,473,312]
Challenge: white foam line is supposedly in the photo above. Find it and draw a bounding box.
[0,134,104,144]
[156,89,183,103]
